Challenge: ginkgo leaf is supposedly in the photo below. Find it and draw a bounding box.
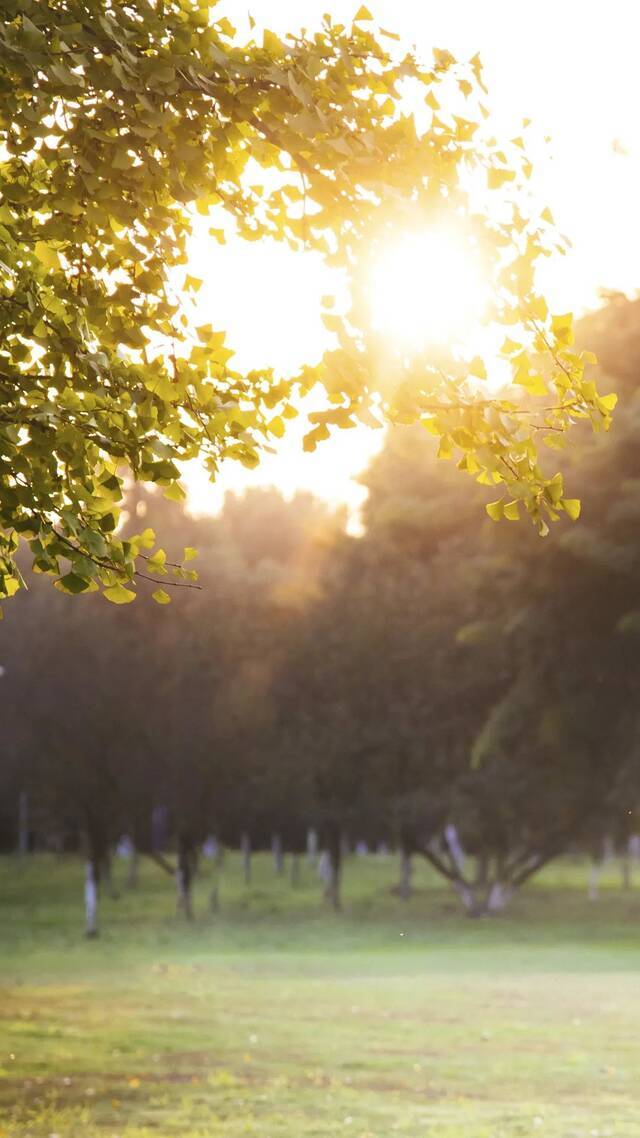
[488,167,516,189]
[561,498,581,521]
[103,583,137,604]
[34,241,60,271]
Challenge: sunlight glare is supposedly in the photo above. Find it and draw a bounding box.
[369,227,489,352]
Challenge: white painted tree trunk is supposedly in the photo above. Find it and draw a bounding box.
[324,857,341,910]
[176,861,194,920]
[588,861,601,901]
[290,853,301,888]
[85,861,99,938]
[306,828,318,866]
[272,834,284,875]
[453,881,477,915]
[317,850,331,883]
[486,881,513,912]
[176,868,192,918]
[444,824,466,875]
[398,848,413,900]
[323,835,342,910]
[241,832,251,886]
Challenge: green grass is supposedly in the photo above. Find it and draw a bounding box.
[1,853,640,1138]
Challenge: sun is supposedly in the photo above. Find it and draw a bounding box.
[368,226,489,352]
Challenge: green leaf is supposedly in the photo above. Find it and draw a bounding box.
[55,572,93,595]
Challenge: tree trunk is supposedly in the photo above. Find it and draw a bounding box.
[102,851,119,899]
[324,830,342,911]
[272,833,284,875]
[486,881,513,912]
[290,853,301,888]
[126,845,138,889]
[176,835,194,920]
[85,858,100,938]
[306,827,318,866]
[453,881,483,916]
[17,791,29,859]
[241,832,251,886]
[444,823,466,876]
[398,845,413,900]
[588,858,602,901]
[209,882,219,912]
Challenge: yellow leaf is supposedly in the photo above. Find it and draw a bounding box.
[34,241,60,271]
[262,29,282,53]
[184,274,203,293]
[562,498,581,521]
[469,356,487,380]
[152,588,171,605]
[501,337,521,356]
[486,500,503,521]
[488,167,516,190]
[163,482,186,502]
[354,4,373,20]
[503,500,520,521]
[551,312,574,346]
[103,583,136,605]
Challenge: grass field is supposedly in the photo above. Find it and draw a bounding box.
[1,853,640,1138]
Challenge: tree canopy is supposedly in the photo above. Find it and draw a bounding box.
[0,2,611,606]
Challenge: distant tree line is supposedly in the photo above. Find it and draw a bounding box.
[2,297,640,933]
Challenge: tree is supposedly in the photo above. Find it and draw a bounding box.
[274,425,510,910]
[0,2,610,608]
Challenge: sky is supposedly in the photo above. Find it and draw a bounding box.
[184,0,640,524]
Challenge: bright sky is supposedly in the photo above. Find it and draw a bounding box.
[184,0,640,524]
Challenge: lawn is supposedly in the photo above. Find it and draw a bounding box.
[1,853,639,1138]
